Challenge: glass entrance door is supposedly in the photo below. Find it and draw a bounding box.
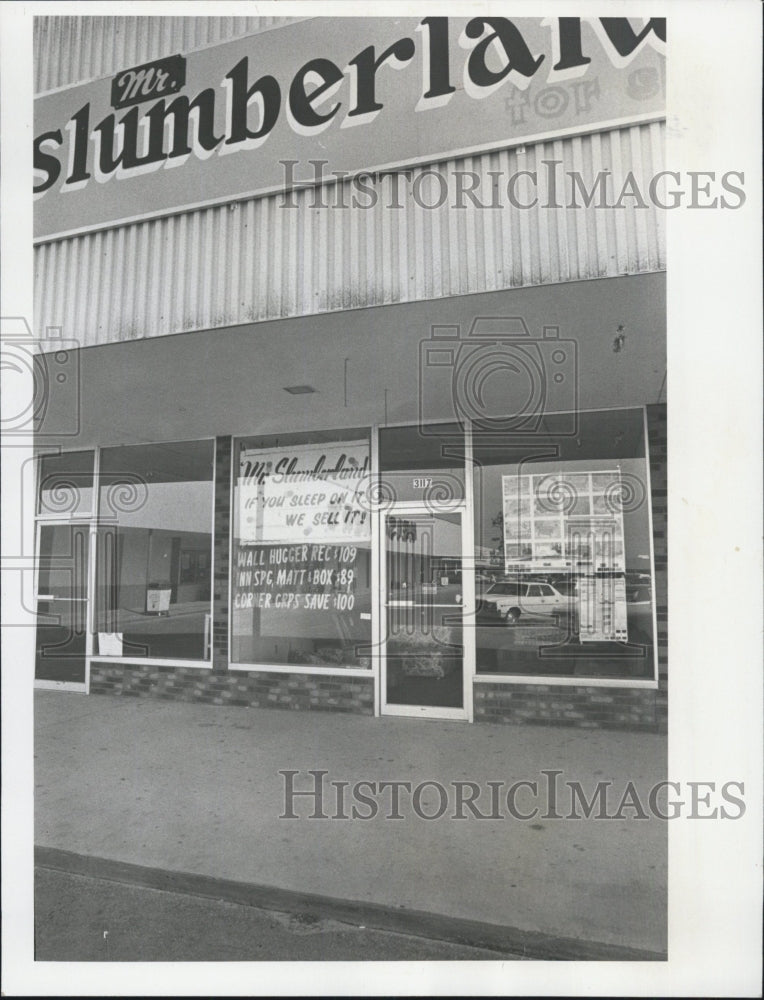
[381,507,471,720]
[35,522,90,688]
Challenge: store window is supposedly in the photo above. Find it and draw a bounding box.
[231,429,372,669]
[94,440,214,661]
[472,408,656,680]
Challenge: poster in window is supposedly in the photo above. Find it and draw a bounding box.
[501,470,626,574]
[237,441,371,546]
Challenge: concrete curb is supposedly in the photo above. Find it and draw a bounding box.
[36,846,667,963]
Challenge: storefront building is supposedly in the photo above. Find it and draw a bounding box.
[32,15,667,729]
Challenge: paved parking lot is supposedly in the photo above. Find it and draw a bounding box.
[35,868,513,962]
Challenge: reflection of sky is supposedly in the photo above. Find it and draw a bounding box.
[476,457,651,568]
[98,481,212,534]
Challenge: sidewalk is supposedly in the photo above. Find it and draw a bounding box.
[34,690,667,957]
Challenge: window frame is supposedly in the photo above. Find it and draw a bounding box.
[34,439,218,678]
[227,408,659,696]
[228,426,375,678]
[32,408,660,696]
[471,405,660,690]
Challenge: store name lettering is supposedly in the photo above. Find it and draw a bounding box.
[111,56,186,108]
[34,17,665,197]
[114,66,171,105]
[240,454,369,487]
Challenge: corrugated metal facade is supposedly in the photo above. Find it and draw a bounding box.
[34,15,300,93]
[34,121,665,346]
[34,16,665,346]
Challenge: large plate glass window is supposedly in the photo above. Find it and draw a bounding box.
[95,440,214,660]
[472,408,656,679]
[231,429,372,669]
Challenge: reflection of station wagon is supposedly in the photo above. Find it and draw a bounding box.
[483,580,570,620]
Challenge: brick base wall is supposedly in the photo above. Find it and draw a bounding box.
[474,679,664,731]
[89,663,374,714]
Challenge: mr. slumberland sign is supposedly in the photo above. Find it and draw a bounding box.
[34,17,665,241]
[236,441,371,546]
[110,54,187,110]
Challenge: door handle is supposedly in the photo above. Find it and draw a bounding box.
[36,596,86,603]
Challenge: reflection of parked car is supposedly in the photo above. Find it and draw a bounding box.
[474,597,505,626]
[484,580,571,620]
[543,574,578,596]
[625,570,651,583]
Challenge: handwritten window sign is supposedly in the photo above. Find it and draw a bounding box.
[232,440,372,658]
[237,441,371,546]
[233,542,363,617]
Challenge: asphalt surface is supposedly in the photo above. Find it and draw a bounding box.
[35,868,519,962]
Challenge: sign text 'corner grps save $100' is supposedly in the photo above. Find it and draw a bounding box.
[34,16,665,240]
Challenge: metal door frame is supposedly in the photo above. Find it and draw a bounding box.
[378,501,474,722]
[33,517,94,692]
